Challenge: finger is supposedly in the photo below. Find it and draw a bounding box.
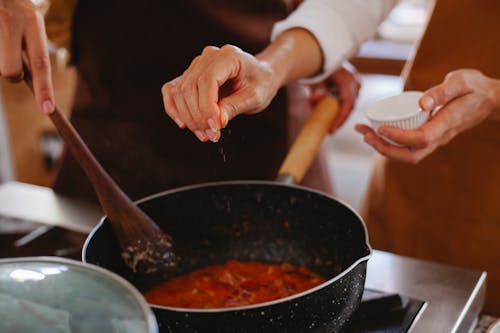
[198,48,242,129]
[218,86,268,123]
[179,56,209,129]
[357,122,426,150]
[386,92,472,148]
[330,99,352,133]
[376,126,430,149]
[330,84,356,132]
[363,132,425,164]
[24,10,54,114]
[176,54,221,142]
[328,66,360,132]
[354,123,373,135]
[171,85,207,142]
[374,98,466,151]
[195,58,225,138]
[420,73,472,112]
[183,80,219,142]
[161,81,185,128]
[0,22,23,81]
[179,79,203,127]
[197,76,221,141]
[167,78,207,142]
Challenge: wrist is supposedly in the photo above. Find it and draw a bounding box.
[256,28,322,88]
[494,79,500,113]
[255,57,284,97]
[255,35,294,91]
[487,78,500,120]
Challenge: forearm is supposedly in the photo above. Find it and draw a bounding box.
[256,28,323,90]
[271,0,397,83]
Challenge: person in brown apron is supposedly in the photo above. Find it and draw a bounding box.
[0,0,341,202]
[52,0,296,201]
[358,0,500,314]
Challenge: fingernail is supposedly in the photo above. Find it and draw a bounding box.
[379,128,388,136]
[205,129,219,143]
[420,96,434,111]
[195,130,207,141]
[221,111,228,127]
[207,118,218,132]
[174,117,184,128]
[354,125,364,133]
[42,100,54,114]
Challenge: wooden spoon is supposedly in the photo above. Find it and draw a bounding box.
[20,61,178,275]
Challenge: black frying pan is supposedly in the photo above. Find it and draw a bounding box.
[83,95,372,332]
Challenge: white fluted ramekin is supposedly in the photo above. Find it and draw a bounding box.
[365,91,430,143]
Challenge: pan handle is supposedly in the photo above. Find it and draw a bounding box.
[277,94,340,185]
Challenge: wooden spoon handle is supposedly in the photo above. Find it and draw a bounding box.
[278,94,340,184]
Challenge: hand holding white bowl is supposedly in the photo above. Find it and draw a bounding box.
[355,70,500,164]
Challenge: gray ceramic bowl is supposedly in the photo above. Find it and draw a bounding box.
[0,257,158,333]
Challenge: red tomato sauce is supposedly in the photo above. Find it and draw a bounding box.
[144,260,326,308]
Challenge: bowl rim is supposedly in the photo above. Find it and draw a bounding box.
[0,256,158,333]
[366,91,426,122]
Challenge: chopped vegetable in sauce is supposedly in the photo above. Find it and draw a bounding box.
[144,260,325,309]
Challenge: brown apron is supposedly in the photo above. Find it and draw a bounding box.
[52,0,332,202]
[363,0,500,314]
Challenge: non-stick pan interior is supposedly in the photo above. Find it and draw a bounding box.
[84,181,370,291]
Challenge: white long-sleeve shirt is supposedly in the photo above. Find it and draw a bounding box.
[272,0,399,82]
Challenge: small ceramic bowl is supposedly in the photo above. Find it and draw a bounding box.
[365,91,430,143]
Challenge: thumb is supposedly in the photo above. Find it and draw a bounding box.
[218,87,267,127]
[420,74,471,112]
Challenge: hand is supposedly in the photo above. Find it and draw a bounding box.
[355,69,500,164]
[161,45,278,143]
[162,28,324,143]
[309,62,360,132]
[0,0,54,113]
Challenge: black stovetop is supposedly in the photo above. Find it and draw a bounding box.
[0,215,425,332]
[347,288,424,332]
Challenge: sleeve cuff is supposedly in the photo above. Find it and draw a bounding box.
[271,2,358,84]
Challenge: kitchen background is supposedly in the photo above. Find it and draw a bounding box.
[1,0,499,331]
